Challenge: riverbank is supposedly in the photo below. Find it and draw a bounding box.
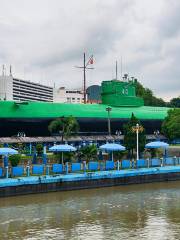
[1,166,180,197]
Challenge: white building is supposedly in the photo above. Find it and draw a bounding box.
[0,74,53,102]
[54,87,85,103]
[0,67,88,103]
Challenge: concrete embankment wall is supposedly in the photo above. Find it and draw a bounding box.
[1,166,180,197]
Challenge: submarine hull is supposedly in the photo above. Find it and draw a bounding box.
[0,117,162,137]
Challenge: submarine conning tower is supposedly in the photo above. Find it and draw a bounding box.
[101,79,144,107]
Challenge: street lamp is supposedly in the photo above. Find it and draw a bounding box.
[17,132,26,137]
[132,123,144,161]
[154,130,160,140]
[106,107,112,135]
[115,130,122,136]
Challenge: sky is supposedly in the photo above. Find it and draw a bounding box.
[0,0,179,101]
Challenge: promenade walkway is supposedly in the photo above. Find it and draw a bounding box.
[1,165,180,188]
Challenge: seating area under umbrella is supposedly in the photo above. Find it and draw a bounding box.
[99,143,126,161]
[145,141,169,160]
[0,147,18,167]
[49,144,77,164]
[145,141,169,149]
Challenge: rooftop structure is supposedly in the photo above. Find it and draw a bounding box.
[54,87,85,103]
[101,80,144,107]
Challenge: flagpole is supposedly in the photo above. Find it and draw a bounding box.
[74,53,94,104]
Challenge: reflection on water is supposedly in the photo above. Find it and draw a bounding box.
[0,181,180,239]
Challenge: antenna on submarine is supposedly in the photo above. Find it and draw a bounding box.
[115,61,118,80]
[121,56,123,79]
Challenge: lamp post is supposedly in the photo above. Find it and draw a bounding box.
[17,132,26,137]
[154,130,160,140]
[115,130,122,144]
[106,107,112,135]
[132,123,144,161]
[115,130,122,136]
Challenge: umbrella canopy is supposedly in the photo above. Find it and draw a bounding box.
[0,147,18,167]
[99,143,126,151]
[145,141,169,149]
[49,144,77,164]
[0,147,18,155]
[99,143,126,161]
[49,144,77,152]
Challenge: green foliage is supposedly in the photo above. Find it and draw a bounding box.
[53,152,76,163]
[12,143,26,154]
[162,109,180,140]
[9,154,21,167]
[48,116,79,142]
[123,113,146,158]
[36,143,43,155]
[168,97,180,108]
[78,145,98,162]
[134,80,166,107]
[113,150,128,161]
[63,152,76,163]
[53,153,62,162]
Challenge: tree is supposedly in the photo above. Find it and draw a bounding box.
[9,154,21,167]
[134,80,166,107]
[113,151,128,161]
[54,152,76,163]
[168,97,180,108]
[48,116,79,142]
[78,145,98,162]
[162,109,180,140]
[36,143,43,155]
[123,113,146,159]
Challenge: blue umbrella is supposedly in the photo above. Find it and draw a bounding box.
[99,143,126,161]
[145,141,169,149]
[145,141,169,161]
[0,148,18,167]
[100,143,126,151]
[0,148,18,155]
[49,144,77,164]
[49,144,77,152]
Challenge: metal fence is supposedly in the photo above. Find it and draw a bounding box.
[0,157,179,178]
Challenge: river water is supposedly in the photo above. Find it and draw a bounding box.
[0,181,180,240]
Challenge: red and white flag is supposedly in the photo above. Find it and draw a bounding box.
[86,55,94,66]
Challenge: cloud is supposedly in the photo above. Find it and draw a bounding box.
[0,0,179,100]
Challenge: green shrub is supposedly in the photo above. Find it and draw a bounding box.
[78,145,98,162]
[36,143,43,155]
[9,154,21,167]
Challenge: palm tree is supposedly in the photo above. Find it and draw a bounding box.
[78,145,98,163]
[48,116,79,142]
